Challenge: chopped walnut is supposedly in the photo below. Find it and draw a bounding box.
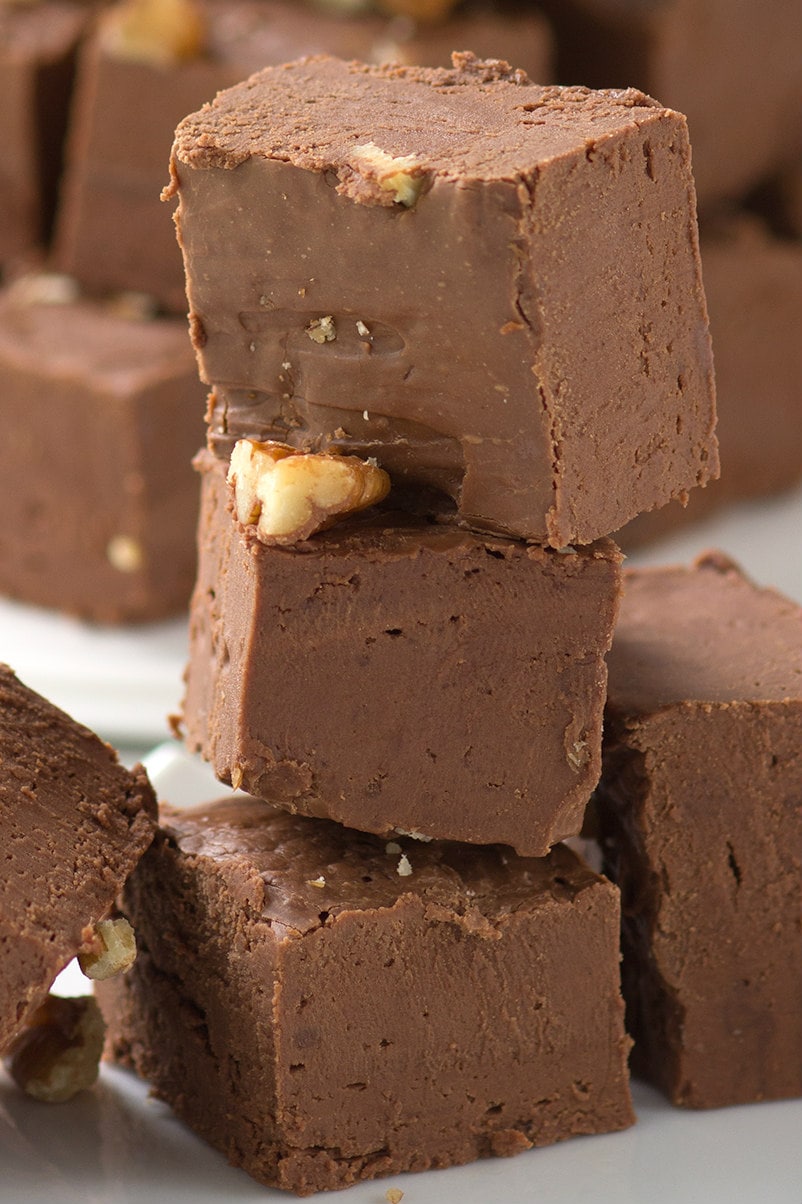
[397,854,413,877]
[385,1188,405,1203]
[306,315,336,344]
[351,143,426,207]
[4,996,105,1104]
[99,0,208,67]
[78,917,137,981]
[6,272,79,307]
[228,439,390,545]
[106,534,143,573]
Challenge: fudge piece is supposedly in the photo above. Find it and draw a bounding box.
[0,286,205,623]
[171,53,717,545]
[0,1,89,266]
[97,795,634,1193]
[539,0,802,210]
[0,664,156,1052]
[596,553,802,1108]
[183,452,621,855]
[54,0,552,312]
[619,213,802,547]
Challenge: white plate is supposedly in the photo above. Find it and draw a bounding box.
[0,600,187,746]
[2,742,800,1204]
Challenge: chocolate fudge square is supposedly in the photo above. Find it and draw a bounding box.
[0,665,156,1052]
[540,0,802,210]
[54,1,552,312]
[619,213,802,546]
[183,452,622,855]
[170,53,717,546]
[0,289,205,623]
[0,1,89,265]
[596,553,802,1108]
[97,796,634,1194]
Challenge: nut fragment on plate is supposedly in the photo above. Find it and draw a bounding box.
[228,439,391,545]
[4,996,105,1103]
[78,917,137,981]
[99,0,208,66]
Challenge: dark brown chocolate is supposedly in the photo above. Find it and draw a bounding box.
[0,1,89,266]
[0,288,205,623]
[539,0,802,210]
[619,213,802,546]
[53,0,552,312]
[0,664,156,1052]
[97,795,634,1194]
[183,451,622,855]
[170,53,717,545]
[595,552,802,1108]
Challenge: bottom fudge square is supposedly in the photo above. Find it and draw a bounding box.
[183,453,622,856]
[97,797,634,1195]
[596,553,802,1108]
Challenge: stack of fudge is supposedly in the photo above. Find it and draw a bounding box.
[1,0,801,628]
[90,54,729,1193]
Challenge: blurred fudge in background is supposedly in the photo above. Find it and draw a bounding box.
[0,283,204,622]
[620,213,802,547]
[53,0,553,312]
[0,1,91,271]
[537,0,802,212]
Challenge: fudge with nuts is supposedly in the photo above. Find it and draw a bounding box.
[0,1,90,266]
[54,0,552,312]
[183,451,621,857]
[0,286,205,622]
[0,664,156,1053]
[539,0,802,210]
[169,52,717,545]
[97,795,634,1194]
[595,553,802,1108]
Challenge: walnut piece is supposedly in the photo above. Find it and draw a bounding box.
[4,996,105,1104]
[99,0,207,67]
[351,143,426,207]
[78,917,137,981]
[228,439,390,545]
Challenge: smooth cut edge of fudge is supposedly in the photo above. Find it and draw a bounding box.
[170,53,717,546]
[182,451,622,856]
[0,665,156,1052]
[597,554,802,1108]
[98,796,634,1194]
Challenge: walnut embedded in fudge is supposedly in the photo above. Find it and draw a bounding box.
[183,451,622,856]
[596,553,802,1108]
[96,797,634,1193]
[227,438,390,544]
[170,52,717,545]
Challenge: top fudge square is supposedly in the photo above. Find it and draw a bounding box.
[168,53,717,546]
